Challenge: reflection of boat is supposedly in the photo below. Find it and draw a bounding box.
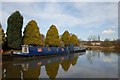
[2,52,85,79]
[71,46,86,53]
[13,52,85,67]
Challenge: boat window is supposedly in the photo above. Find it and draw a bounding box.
[38,48,42,52]
[48,48,51,51]
[22,46,29,53]
[61,48,64,51]
[57,49,58,51]
[24,47,27,52]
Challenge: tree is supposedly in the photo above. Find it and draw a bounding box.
[22,20,42,46]
[6,11,23,49]
[88,35,98,41]
[0,23,5,48]
[61,31,70,46]
[98,35,100,41]
[70,34,79,46]
[45,25,60,47]
[101,39,112,47]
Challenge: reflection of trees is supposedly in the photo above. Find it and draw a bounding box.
[45,62,59,79]
[2,62,41,79]
[86,51,101,63]
[60,59,71,72]
[22,65,41,79]
[3,62,22,79]
[97,51,100,58]
[86,52,94,63]
[71,57,78,66]
[103,51,111,57]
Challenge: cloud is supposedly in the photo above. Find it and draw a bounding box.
[0,3,2,22]
[1,2,117,28]
[1,0,119,2]
[1,2,84,30]
[1,2,118,40]
[102,29,115,34]
[73,2,118,27]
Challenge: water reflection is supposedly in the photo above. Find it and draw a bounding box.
[86,51,101,63]
[3,63,22,78]
[103,52,111,57]
[22,65,41,79]
[71,57,78,66]
[86,50,116,64]
[2,52,82,79]
[45,62,59,79]
[60,59,71,72]
[2,51,118,78]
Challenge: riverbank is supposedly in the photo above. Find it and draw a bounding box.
[1,46,120,55]
[1,50,21,54]
[85,46,120,52]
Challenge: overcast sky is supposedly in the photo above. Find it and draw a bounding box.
[1,1,118,41]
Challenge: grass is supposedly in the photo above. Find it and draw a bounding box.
[2,50,22,54]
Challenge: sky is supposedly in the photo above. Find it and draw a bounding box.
[0,1,118,41]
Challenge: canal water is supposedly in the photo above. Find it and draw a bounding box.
[1,50,119,79]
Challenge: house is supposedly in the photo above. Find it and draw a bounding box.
[91,41,101,46]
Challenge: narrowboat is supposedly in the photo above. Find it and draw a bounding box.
[20,45,70,56]
[5,45,86,57]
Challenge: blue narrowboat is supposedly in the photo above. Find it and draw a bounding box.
[19,45,72,56]
[10,44,86,57]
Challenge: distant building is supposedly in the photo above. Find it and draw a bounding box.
[88,35,101,42]
[98,35,100,41]
[91,41,101,46]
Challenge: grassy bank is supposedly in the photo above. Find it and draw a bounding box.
[85,46,120,52]
[2,50,22,54]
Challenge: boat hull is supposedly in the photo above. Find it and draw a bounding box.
[3,46,86,57]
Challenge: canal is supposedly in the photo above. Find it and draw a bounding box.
[1,50,119,79]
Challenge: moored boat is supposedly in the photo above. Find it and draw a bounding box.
[3,45,86,57]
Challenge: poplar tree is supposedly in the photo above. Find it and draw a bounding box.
[6,11,23,49]
[45,25,60,47]
[61,31,70,46]
[22,20,42,46]
[70,34,79,46]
